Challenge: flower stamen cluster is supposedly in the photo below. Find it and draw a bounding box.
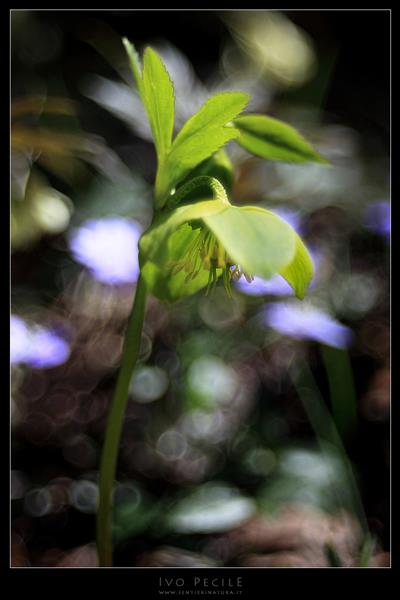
[169,223,253,297]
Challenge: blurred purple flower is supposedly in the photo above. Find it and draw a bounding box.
[235,274,294,296]
[27,329,70,368]
[272,206,302,232]
[69,217,142,285]
[362,200,390,240]
[10,315,31,364]
[262,302,353,349]
[10,316,70,369]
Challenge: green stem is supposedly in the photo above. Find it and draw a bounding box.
[154,164,166,208]
[290,358,368,535]
[96,274,147,566]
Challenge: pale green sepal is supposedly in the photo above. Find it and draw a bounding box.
[203,205,296,281]
[139,199,228,265]
[279,233,314,299]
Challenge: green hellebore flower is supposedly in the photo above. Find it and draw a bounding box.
[139,184,314,303]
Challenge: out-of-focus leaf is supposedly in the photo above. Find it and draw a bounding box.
[321,346,358,438]
[359,534,376,567]
[257,446,348,515]
[72,176,151,225]
[113,498,161,544]
[11,96,77,119]
[233,114,329,164]
[324,543,343,567]
[81,75,151,140]
[166,483,256,534]
[291,362,368,533]
[11,170,73,251]
[11,126,102,157]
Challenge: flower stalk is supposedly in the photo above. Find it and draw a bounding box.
[96,274,147,566]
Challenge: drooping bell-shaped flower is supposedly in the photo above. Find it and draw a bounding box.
[139,178,314,302]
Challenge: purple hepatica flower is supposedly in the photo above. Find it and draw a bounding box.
[10,315,31,364]
[263,302,353,349]
[362,201,390,240]
[272,207,302,233]
[27,327,70,369]
[235,274,294,296]
[10,316,70,369]
[69,217,142,285]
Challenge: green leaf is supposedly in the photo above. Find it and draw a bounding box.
[157,92,249,201]
[122,38,143,93]
[123,40,175,163]
[279,232,314,299]
[141,47,175,161]
[233,114,329,164]
[204,205,296,280]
